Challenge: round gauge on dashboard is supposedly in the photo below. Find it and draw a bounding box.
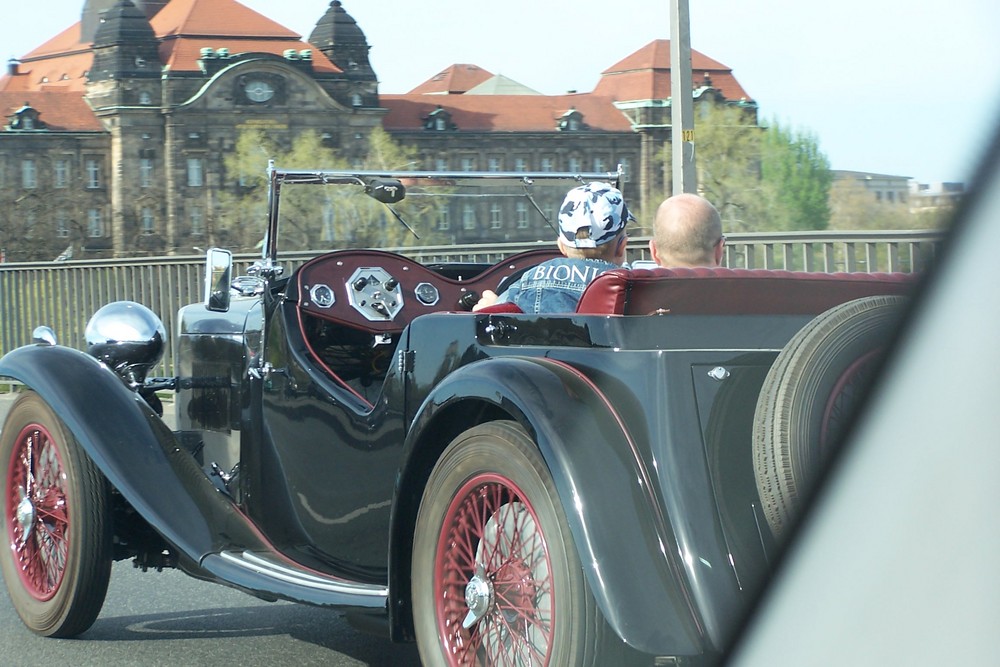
[309,283,336,308]
[414,282,440,306]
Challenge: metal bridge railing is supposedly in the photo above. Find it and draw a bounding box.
[0,230,942,377]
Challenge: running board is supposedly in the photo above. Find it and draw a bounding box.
[201,550,388,611]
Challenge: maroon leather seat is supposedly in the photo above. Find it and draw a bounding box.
[575,267,918,316]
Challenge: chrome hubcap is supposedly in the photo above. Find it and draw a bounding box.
[463,563,493,629]
[16,488,35,544]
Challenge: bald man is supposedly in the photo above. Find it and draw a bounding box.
[649,193,725,268]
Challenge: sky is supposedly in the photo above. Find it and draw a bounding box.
[3,0,999,184]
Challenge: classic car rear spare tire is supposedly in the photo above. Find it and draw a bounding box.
[753,295,906,539]
[0,391,112,637]
[412,421,623,666]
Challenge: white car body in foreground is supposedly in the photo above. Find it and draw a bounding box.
[727,128,1000,666]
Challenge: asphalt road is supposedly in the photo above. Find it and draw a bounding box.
[0,562,421,666]
[0,392,422,666]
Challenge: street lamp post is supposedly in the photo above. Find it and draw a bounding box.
[671,0,697,194]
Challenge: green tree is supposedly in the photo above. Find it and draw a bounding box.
[661,105,834,234]
[691,103,767,232]
[215,127,444,253]
[215,128,345,252]
[1,181,96,262]
[354,126,447,248]
[761,121,833,231]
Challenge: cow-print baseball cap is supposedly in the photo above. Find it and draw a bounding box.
[557,182,632,248]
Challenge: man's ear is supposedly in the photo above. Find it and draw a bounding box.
[649,238,660,264]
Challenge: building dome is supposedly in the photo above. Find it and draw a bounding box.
[88,0,161,83]
[308,1,376,80]
[92,0,157,47]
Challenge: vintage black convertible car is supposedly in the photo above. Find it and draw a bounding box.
[0,166,915,665]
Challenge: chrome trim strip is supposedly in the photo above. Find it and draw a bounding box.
[219,551,388,597]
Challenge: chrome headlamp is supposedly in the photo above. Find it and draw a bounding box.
[85,301,166,386]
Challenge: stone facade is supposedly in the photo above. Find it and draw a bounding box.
[0,0,755,260]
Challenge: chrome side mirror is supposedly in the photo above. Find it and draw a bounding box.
[205,247,233,312]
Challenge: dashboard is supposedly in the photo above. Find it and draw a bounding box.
[293,248,561,334]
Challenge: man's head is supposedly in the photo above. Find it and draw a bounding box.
[650,193,724,268]
[557,182,632,263]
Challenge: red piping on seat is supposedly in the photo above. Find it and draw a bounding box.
[576,267,918,316]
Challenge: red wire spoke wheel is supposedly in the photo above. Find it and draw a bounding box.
[436,473,553,664]
[412,420,626,666]
[6,421,70,601]
[0,392,111,637]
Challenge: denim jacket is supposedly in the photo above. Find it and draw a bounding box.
[495,257,622,314]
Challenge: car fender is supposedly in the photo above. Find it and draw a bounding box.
[0,344,262,561]
[399,356,705,655]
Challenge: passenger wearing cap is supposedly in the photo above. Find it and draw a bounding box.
[474,182,632,313]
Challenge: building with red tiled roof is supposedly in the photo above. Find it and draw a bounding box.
[382,94,635,134]
[594,39,751,103]
[408,64,495,95]
[380,39,756,219]
[0,1,755,259]
[0,0,382,259]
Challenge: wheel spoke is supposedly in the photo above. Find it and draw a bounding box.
[435,471,554,666]
[6,421,71,601]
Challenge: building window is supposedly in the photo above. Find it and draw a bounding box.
[55,211,70,238]
[141,207,156,235]
[54,159,70,188]
[435,158,448,172]
[514,157,527,171]
[87,209,104,237]
[85,158,102,188]
[488,157,501,172]
[490,203,502,229]
[462,204,476,230]
[875,191,883,202]
[190,206,204,235]
[516,202,529,229]
[425,108,453,131]
[187,158,204,187]
[139,91,153,105]
[437,207,450,231]
[54,211,68,238]
[140,158,154,188]
[558,110,586,132]
[541,157,553,172]
[21,159,37,189]
[351,93,363,107]
[887,191,895,203]
[593,157,605,172]
[461,157,476,172]
[568,157,581,173]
